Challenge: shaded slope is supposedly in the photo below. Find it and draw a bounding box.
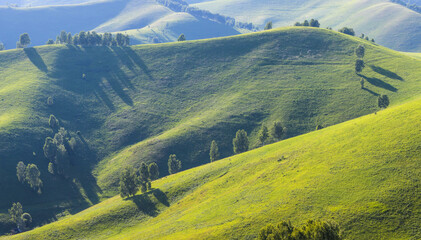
[6,97,421,240]
[191,0,421,52]
[0,27,420,232]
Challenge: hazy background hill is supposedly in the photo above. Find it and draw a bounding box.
[188,0,421,52]
[1,0,421,52]
[0,27,420,233]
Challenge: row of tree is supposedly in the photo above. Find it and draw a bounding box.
[294,19,321,28]
[48,31,130,47]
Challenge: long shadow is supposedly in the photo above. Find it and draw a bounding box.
[151,188,170,207]
[360,75,398,92]
[24,47,48,72]
[370,65,403,81]
[130,194,159,217]
[122,47,155,81]
[362,87,379,96]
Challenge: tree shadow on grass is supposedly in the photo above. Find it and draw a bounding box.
[151,188,170,207]
[359,75,397,92]
[370,65,403,81]
[362,87,379,96]
[24,47,48,72]
[130,194,159,217]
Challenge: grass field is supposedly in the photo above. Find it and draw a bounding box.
[4,96,420,240]
[0,27,420,233]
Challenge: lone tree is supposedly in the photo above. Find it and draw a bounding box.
[19,33,31,48]
[355,59,365,73]
[25,164,43,194]
[271,121,284,141]
[16,161,26,183]
[177,34,186,42]
[209,140,220,162]
[168,154,182,174]
[233,129,249,154]
[355,45,365,59]
[378,95,390,109]
[119,167,139,198]
[258,126,269,145]
[264,21,273,30]
[148,162,159,181]
[338,27,355,36]
[8,202,23,228]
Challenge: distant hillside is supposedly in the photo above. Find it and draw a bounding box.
[0,27,420,233]
[5,96,421,240]
[0,0,247,49]
[189,0,421,52]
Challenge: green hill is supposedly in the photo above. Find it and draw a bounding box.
[0,27,420,233]
[4,96,420,240]
[190,0,421,52]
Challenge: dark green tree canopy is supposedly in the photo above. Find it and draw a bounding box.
[21,213,32,229]
[119,167,139,198]
[258,126,269,145]
[8,202,23,228]
[148,163,159,180]
[355,59,365,73]
[168,154,182,174]
[25,164,43,194]
[233,129,249,154]
[271,122,284,141]
[310,19,320,27]
[209,140,220,162]
[338,27,355,36]
[264,21,273,30]
[177,34,186,42]
[378,95,390,109]
[19,33,31,47]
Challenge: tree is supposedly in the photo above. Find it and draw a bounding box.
[48,162,55,175]
[19,33,31,48]
[67,33,72,44]
[8,202,23,228]
[49,114,59,130]
[303,20,310,26]
[139,162,150,192]
[148,162,159,180]
[360,78,365,89]
[378,95,390,109]
[310,19,320,27]
[43,137,56,161]
[116,33,125,46]
[119,167,139,198]
[355,45,365,59]
[168,154,182,174]
[59,31,67,44]
[355,59,365,73]
[338,27,355,36]
[233,129,249,154]
[294,22,302,26]
[177,34,186,42]
[16,161,26,183]
[46,39,54,45]
[209,140,220,162]
[25,164,42,194]
[258,126,269,145]
[21,213,32,229]
[0,42,4,51]
[271,122,284,141]
[264,21,273,30]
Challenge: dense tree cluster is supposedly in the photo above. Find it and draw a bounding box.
[43,116,77,176]
[294,19,320,27]
[378,95,390,109]
[338,27,355,36]
[50,30,130,47]
[119,162,160,198]
[16,162,43,194]
[8,203,32,230]
[259,220,341,240]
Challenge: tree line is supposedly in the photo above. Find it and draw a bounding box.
[48,30,130,46]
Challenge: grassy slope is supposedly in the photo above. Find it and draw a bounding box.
[1,27,421,232]
[5,97,421,240]
[191,0,421,52]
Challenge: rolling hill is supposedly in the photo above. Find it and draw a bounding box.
[189,0,421,52]
[0,0,245,49]
[3,95,420,240]
[0,27,420,234]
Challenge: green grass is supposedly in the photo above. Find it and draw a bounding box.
[0,27,421,233]
[5,97,420,240]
